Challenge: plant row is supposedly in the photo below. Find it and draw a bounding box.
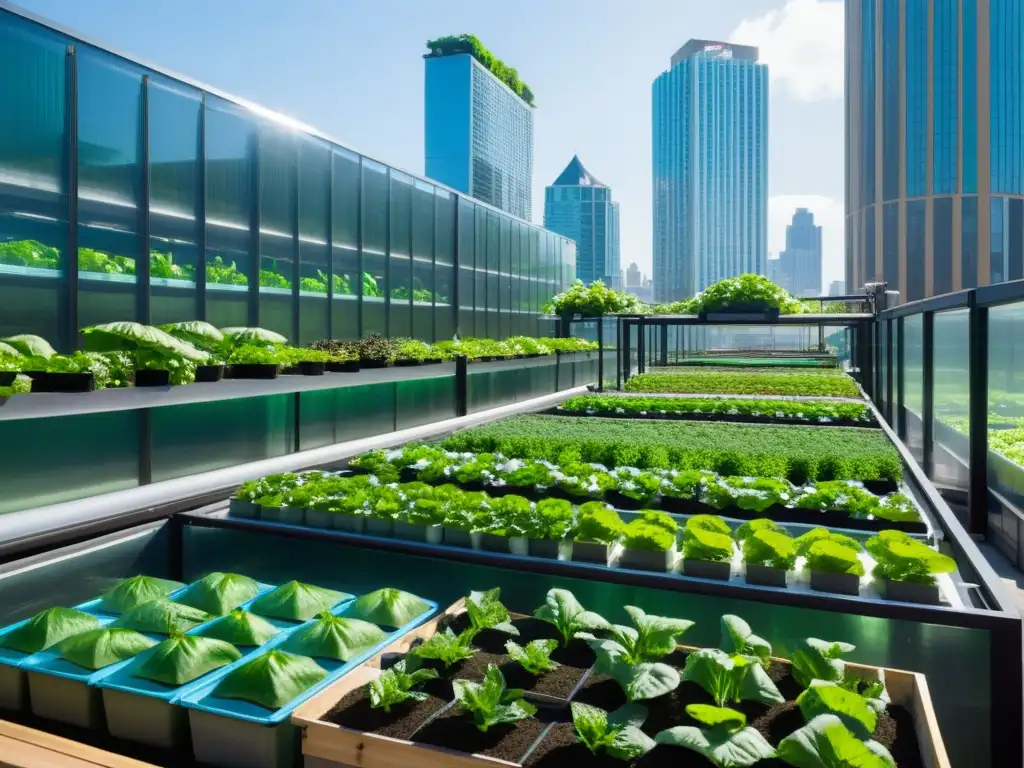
[349,446,918,528]
[0,324,596,393]
[329,587,916,767]
[558,394,873,426]
[624,369,863,398]
[440,415,902,485]
[667,356,839,369]
[231,470,945,602]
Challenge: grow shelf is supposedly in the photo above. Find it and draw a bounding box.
[293,595,951,768]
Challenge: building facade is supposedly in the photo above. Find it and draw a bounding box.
[543,156,620,286]
[774,208,823,297]
[829,280,847,297]
[425,53,534,221]
[0,6,572,351]
[652,39,768,302]
[846,0,1024,302]
[626,262,642,288]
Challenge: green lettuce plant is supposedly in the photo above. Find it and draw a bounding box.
[571,702,655,761]
[196,609,281,646]
[573,502,625,544]
[621,520,675,552]
[719,615,771,668]
[531,498,574,539]
[57,628,156,670]
[579,605,693,666]
[368,656,439,712]
[133,631,241,686]
[533,588,608,647]
[654,704,776,767]
[865,530,956,584]
[789,637,890,710]
[742,528,798,570]
[505,639,559,675]
[452,665,537,732]
[282,613,386,661]
[2,334,56,359]
[113,599,212,634]
[733,518,785,541]
[682,516,734,563]
[411,627,476,668]
[99,576,186,614]
[214,649,328,709]
[797,680,878,740]
[463,588,518,640]
[249,581,349,622]
[177,572,261,616]
[0,608,100,654]
[347,588,431,628]
[777,714,895,768]
[681,648,784,707]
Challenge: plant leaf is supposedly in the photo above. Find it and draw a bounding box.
[177,572,261,616]
[133,634,241,686]
[99,575,186,614]
[791,638,856,688]
[282,615,386,662]
[777,715,895,768]
[570,701,611,754]
[0,608,100,654]
[610,659,680,702]
[347,588,431,628]
[195,609,281,646]
[56,628,156,670]
[214,649,327,710]
[112,599,212,634]
[624,605,694,659]
[685,704,746,730]
[609,725,656,761]
[465,588,519,638]
[720,615,772,667]
[249,581,349,622]
[797,681,878,740]
[655,724,776,767]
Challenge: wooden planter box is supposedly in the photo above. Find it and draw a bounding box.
[0,718,157,767]
[293,597,577,767]
[293,628,951,768]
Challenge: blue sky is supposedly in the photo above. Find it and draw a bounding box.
[15,0,845,288]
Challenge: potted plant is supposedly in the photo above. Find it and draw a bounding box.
[704,476,795,518]
[353,334,396,369]
[681,515,734,580]
[325,348,360,373]
[735,519,796,587]
[692,274,801,321]
[557,462,616,502]
[227,344,280,379]
[392,497,445,545]
[657,469,706,514]
[609,468,665,510]
[866,530,956,604]
[365,494,401,538]
[796,527,865,596]
[526,498,573,558]
[160,321,227,382]
[570,502,624,564]
[440,489,489,549]
[393,340,435,367]
[479,494,533,554]
[491,458,554,499]
[279,347,331,376]
[618,512,678,572]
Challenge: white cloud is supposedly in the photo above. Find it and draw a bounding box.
[730,0,844,102]
[769,194,845,292]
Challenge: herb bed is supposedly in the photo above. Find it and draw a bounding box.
[624,370,861,399]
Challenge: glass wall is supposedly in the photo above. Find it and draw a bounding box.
[988,302,1024,554]
[903,314,924,463]
[931,310,970,490]
[0,7,573,348]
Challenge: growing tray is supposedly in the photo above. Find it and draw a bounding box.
[552,407,879,430]
[176,595,438,768]
[294,614,951,768]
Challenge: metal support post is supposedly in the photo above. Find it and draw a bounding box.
[968,300,989,535]
[922,312,935,478]
[454,355,468,417]
[659,324,668,367]
[597,319,604,392]
[637,321,646,375]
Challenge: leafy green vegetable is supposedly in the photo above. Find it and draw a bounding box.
[534,588,609,647]
[463,588,518,640]
[622,519,676,552]
[743,528,798,570]
[579,605,693,666]
[221,327,288,346]
[865,530,956,585]
[346,588,431,628]
[720,615,772,668]
[609,660,681,702]
[681,648,784,707]
[654,704,777,767]
[214,649,328,709]
[0,608,100,654]
[505,639,559,676]
[368,656,439,712]
[81,322,208,362]
[99,576,186,614]
[249,581,349,621]
[797,681,878,739]
[452,664,537,732]
[113,599,212,634]
[561,394,867,423]
[133,633,241,686]
[282,612,386,661]
[573,503,625,544]
[624,369,861,398]
[2,334,56,359]
[57,628,156,670]
[790,638,856,689]
[733,518,786,542]
[777,714,895,768]
[177,573,261,616]
[411,627,477,668]
[196,609,281,646]
[571,702,655,760]
[805,540,865,577]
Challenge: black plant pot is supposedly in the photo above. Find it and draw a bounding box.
[326,360,360,373]
[862,479,899,495]
[682,559,732,581]
[228,364,279,380]
[25,371,95,393]
[0,372,15,387]
[699,305,781,322]
[809,571,861,596]
[745,565,788,587]
[282,361,326,376]
[607,491,654,511]
[394,359,424,367]
[882,580,940,605]
[195,364,225,383]
[360,359,391,369]
[134,369,171,387]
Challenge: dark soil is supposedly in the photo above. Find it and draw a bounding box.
[420,650,508,699]
[525,722,624,767]
[570,650,923,768]
[325,684,448,740]
[413,708,551,762]
[502,656,588,699]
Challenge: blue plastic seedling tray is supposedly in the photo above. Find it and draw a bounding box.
[177,596,438,724]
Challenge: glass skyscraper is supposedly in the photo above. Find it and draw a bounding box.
[543,156,621,286]
[425,53,534,221]
[846,0,1024,302]
[776,208,823,298]
[652,40,768,302]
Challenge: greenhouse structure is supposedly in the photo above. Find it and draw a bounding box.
[0,4,1022,768]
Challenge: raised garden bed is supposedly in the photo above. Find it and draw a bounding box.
[623,369,862,398]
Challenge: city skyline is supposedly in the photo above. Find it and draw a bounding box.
[11,0,847,287]
[653,39,768,302]
[846,0,1024,303]
[543,155,621,287]
[771,207,823,296]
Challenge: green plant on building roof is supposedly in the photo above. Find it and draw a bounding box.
[424,34,535,107]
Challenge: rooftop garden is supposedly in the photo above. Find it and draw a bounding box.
[425,34,535,107]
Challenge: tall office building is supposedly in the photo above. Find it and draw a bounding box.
[775,208,823,297]
[846,1,1024,302]
[626,262,642,288]
[424,39,534,220]
[543,156,621,285]
[652,40,768,302]
[829,280,847,297]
